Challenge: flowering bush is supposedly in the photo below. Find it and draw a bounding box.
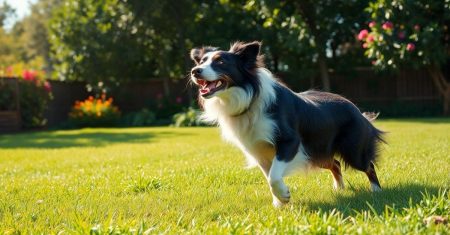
[360,0,450,115]
[0,67,52,128]
[359,0,448,70]
[68,95,121,127]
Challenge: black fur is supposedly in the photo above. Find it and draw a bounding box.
[269,84,384,171]
[190,41,385,190]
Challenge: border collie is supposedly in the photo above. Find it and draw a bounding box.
[189,41,385,207]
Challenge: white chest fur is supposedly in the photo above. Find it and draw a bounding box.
[201,68,277,167]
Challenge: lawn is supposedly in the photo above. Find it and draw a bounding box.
[0,119,449,234]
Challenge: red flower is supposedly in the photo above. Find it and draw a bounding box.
[362,43,369,48]
[406,43,415,52]
[44,81,52,92]
[371,60,377,65]
[414,25,420,31]
[368,21,376,28]
[366,35,375,43]
[22,70,37,81]
[382,21,393,30]
[357,29,369,41]
[397,31,406,39]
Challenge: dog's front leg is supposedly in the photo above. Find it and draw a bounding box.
[268,158,291,207]
[267,137,301,207]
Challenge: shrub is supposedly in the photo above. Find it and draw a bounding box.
[0,67,52,128]
[151,94,185,120]
[172,107,206,127]
[68,95,120,127]
[120,108,156,127]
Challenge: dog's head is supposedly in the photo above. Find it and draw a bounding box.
[189,41,264,99]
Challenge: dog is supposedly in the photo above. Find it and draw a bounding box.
[189,41,385,207]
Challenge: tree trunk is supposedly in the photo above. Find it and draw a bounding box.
[162,76,171,97]
[294,1,331,92]
[317,52,331,91]
[170,2,194,103]
[427,65,450,116]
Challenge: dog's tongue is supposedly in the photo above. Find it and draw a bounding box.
[199,80,218,95]
[206,81,217,89]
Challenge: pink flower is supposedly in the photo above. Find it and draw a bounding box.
[371,60,377,65]
[397,31,406,39]
[176,96,183,104]
[44,81,52,92]
[357,29,369,41]
[362,43,369,48]
[22,70,37,81]
[366,35,375,43]
[414,25,420,31]
[368,21,376,28]
[406,43,415,52]
[6,66,12,74]
[382,21,393,30]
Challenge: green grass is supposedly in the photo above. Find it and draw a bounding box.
[0,119,449,234]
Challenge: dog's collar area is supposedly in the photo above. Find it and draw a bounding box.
[230,98,255,117]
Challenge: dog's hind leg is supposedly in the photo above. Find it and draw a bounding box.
[330,159,345,190]
[366,162,382,192]
[318,159,345,190]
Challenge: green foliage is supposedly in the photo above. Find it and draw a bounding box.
[120,108,155,127]
[49,0,194,84]
[0,120,448,233]
[361,0,450,69]
[172,107,205,127]
[0,77,52,128]
[19,79,52,128]
[47,0,372,86]
[150,95,185,121]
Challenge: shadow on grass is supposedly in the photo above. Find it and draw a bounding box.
[0,130,184,149]
[380,118,450,124]
[301,183,441,216]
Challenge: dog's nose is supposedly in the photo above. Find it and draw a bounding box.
[191,68,203,77]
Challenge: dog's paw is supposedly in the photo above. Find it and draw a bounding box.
[270,180,290,197]
[272,195,289,208]
[371,183,382,192]
[333,179,345,190]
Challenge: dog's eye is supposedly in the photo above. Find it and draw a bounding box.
[215,58,224,64]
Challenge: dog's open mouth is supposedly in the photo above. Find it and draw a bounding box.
[197,79,227,97]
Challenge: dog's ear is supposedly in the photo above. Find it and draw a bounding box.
[190,46,218,65]
[229,41,263,68]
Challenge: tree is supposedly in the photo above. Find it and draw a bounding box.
[50,0,159,85]
[49,0,201,96]
[360,0,450,114]
[0,2,19,68]
[18,0,62,73]
[254,0,368,91]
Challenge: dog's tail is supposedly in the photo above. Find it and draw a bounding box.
[363,112,387,145]
[362,112,379,122]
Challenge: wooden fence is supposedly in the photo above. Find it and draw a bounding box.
[0,67,442,129]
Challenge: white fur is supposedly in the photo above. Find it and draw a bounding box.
[193,51,219,82]
[201,68,278,167]
[333,175,345,190]
[282,145,310,177]
[371,183,382,192]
